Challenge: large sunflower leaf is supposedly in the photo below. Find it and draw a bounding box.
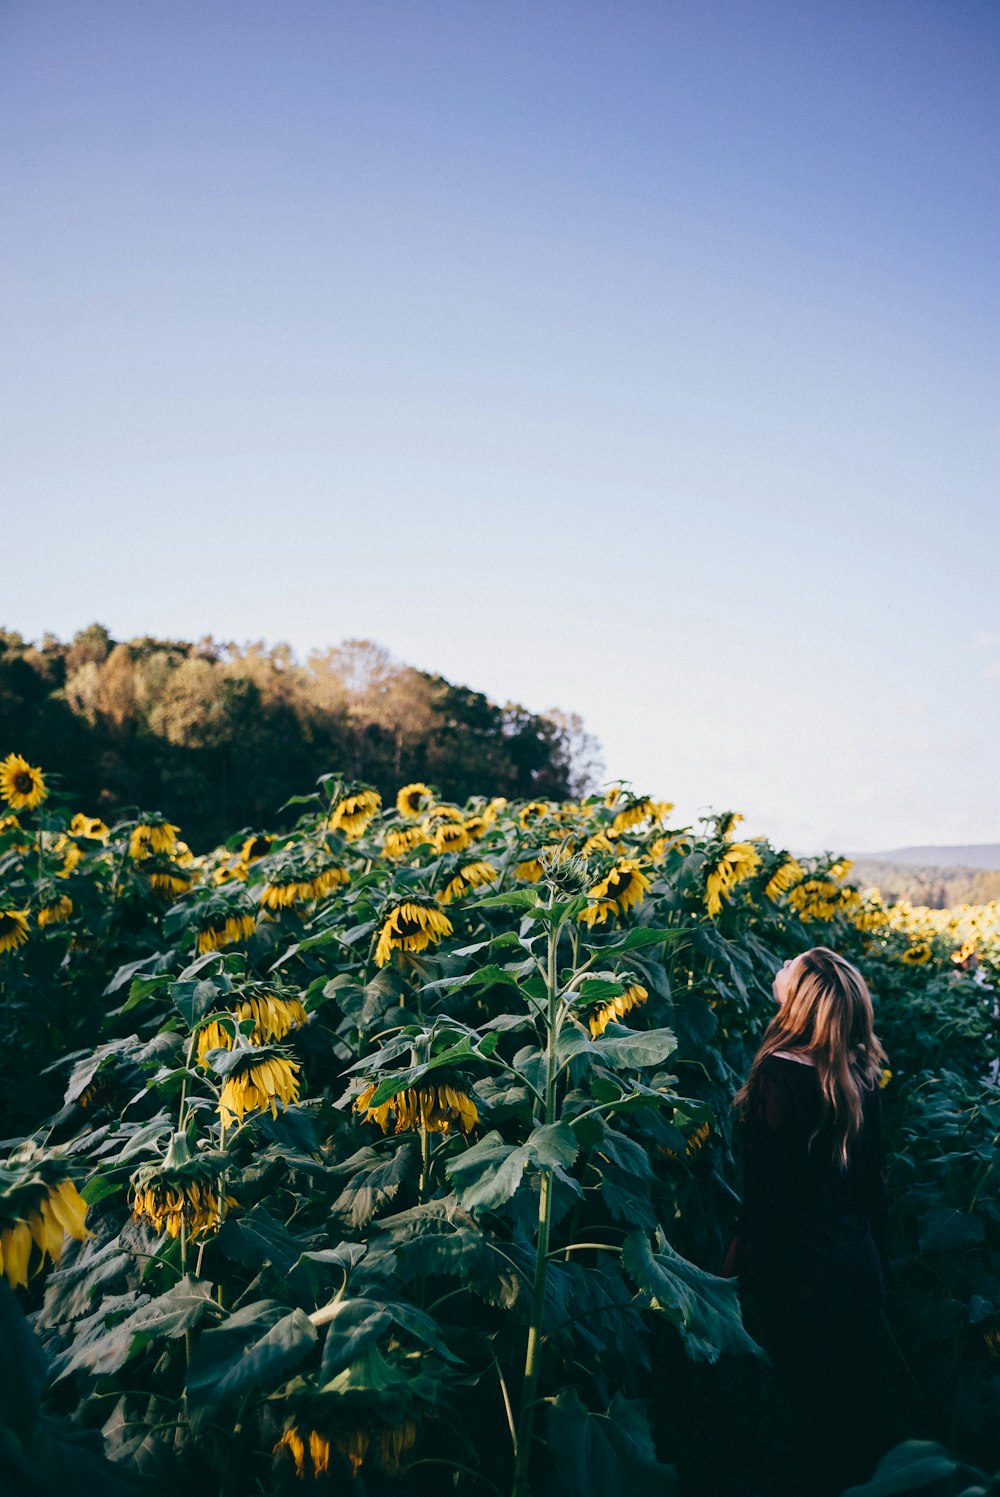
[622,1229,766,1365]
[186,1303,317,1423]
[544,1389,678,1497]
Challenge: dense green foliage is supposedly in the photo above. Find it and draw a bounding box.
[0,772,998,1497]
[0,627,601,849]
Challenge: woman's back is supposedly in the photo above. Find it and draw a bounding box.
[731,1052,890,1316]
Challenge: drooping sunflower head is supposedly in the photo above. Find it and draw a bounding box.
[578,859,652,927]
[0,1148,90,1289]
[396,782,433,819]
[481,797,507,826]
[704,842,763,918]
[0,753,47,812]
[585,980,649,1038]
[374,900,453,966]
[611,796,657,834]
[327,788,381,840]
[437,860,498,905]
[763,855,805,902]
[239,832,273,863]
[130,1136,230,1239]
[354,1072,478,1135]
[195,899,257,954]
[37,894,73,928]
[129,818,180,860]
[518,800,549,830]
[217,1049,302,1127]
[196,992,309,1067]
[0,909,30,955]
[382,824,428,861]
[900,941,933,965]
[69,812,109,841]
[429,819,471,856]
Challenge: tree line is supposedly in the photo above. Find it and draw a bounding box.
[0,625,603,850]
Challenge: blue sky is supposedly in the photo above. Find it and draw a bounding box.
[1,0,998,855]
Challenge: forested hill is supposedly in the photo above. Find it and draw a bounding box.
[0,626,602,850]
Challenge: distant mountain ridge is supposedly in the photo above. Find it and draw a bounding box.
[843,844,1000,870]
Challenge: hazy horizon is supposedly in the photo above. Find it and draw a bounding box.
[2,2,998,852]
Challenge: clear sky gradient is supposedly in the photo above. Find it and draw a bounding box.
[2,1,998,855]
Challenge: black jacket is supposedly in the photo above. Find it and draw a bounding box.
[725,1053,891,1317]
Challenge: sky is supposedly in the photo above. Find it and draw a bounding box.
[1,0,998,857]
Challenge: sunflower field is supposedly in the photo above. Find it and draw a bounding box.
[1,751,998,1497]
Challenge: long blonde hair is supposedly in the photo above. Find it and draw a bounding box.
[731,946,888,1170]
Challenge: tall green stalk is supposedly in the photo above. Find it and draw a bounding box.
[511,902,560,1497]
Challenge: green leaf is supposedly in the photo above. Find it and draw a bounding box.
[446,1132,532,1211]
[838,1440,964,1496]
[473,889,540,911]
[171,975,231,1028]
[318,1299,391,1380]
[622,1229,766,1365]
[545,1389,678,1497]
[530,1121,579,1170]
[186,1304,317,1421]
[594,1026,678,1070]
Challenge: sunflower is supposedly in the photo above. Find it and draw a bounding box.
[54,835,83,875]
[587,981,648,1038]
[786,878,839,922]
[704,842,763,918]
[196,910,257,954]
[578,859,652,927]
[604,787,623,808]
[146,867,193,898]
[951,939,977,965]
[900,942,933,965]
[581,830,617,858]
[130,1175,228,1238]
[425,818,469,855]
[518,801,549,829]
[462,814,489,840]
[239,832,273,863]
[276,1427,331,1480]
[354,1076,478,1134]
[649,833,689,863]
[218,1053,301,1127]
[828,858,854,881]
[308,863,350,898]
[515,857,544,882]
[383,824,427,860]
[129,819,180,859]
[685,1122,711,1157]
[0,909,30,955]
[0,1165,89,1289]
[879,1067,892,1089]
[396,782,432,819]
[69,812,109,840]
[0,753,47,812]
[611,796,657,834]
[764,856,804,902]
[336,1420,417,1476]
[438,860,498,904]
[260,876,313,910]
[374,901,453,966]
[37,894,73,928]
[196,994,308,1066]
[327,788,381,840]
[481,797,507,825]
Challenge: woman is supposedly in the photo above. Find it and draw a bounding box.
[723,946,892,1497]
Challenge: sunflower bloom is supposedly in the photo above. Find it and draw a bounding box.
[69,813,109,840]
[146,868,193,898]
[685,1122,711,1157]
[429,819,471,855]
[355,1078,478,1135]
[578,859,652,927]
[129,820,180,859]
[374,901,453,966]
[196,910,256,954]
[515,857,544,882]
[196,994,308,1066]
[704,842,763,918]
[611,796,658,833]
[786,877,839,922]
[0,754,47,812]
[130,1177,228,1238]
[308,864,350,898]
[396,782,432,818]
[239,833,273,863]
[218,1054,301,1127]
[260,875,315,910]
[37,895,73,927]
[764,856,804,902]
[518,801,549,829]
[383,824,427,860]
[438,860,498,904]
[588,982,648,1038]
[481,797,507,825]
[0,909,30,955]
[901,942,933,965]
[0,1178,90,1289]
[328,788,381,840]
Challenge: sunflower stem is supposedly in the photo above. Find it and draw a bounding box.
[511,900,561,1497]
